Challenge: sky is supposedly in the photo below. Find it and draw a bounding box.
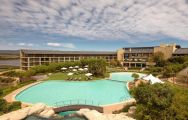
[0,0,188,51]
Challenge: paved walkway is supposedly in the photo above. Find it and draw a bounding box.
[177,66,188,76]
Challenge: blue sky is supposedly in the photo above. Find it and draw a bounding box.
[0,0,188,51]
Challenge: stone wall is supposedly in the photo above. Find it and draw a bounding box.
[154,44,177,60]
[117,49,125,62]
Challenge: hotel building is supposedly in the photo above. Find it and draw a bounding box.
[20,50,117,70]
[20,44,188,70]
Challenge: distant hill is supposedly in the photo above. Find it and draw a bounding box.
[0,50,19,55]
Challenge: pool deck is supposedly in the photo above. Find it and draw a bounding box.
[102,98,136,113]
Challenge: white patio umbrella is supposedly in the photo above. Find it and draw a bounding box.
[85,73,92,77]
[72,69,77,72]
[74,66,79,68]
[84,65,88,68]
[84,68,88,71]
[69,66,73,69]
[61,67,67,70]
[78,68,84,71]
[67,72,74,76]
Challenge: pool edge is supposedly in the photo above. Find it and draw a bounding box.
[3,81,43,106]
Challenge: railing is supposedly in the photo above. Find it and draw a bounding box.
[54,99,100,107]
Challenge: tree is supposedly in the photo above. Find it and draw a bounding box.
[131,83,176,120]
[109,60,121,67]
[152,52,166,67]
[81,58,107,77]
[88,59,107,77]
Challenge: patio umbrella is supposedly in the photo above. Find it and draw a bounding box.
[67,72,74,76]
[61,67,67,70]
[84,68,88,71]
[72,69,77,72]
[74,66,79,68]
[69,66,73,69]
[85,73,92,77]
[78,68,84,71]
[84,65,88,68]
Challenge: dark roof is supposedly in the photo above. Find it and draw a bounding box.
[173,48,188,55]
[21,49,117,55]
[123,47,154,53]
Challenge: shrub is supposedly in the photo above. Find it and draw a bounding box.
[0,99,21,115]
[2,70,17,77]
[163,64,184,77]
[131,83,175,120]
[7,101,21,111]
[132,73,139,81]
[168,56,188,64]
[0,77,15,83]
[0,99,7,113]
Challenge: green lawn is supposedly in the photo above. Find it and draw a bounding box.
[167,82,188,119]
[47,72,109,81]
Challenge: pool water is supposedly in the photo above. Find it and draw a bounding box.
[58,111,87,120]
[58,111,76,116]
[110,72,145,82]
[16,72,142,106]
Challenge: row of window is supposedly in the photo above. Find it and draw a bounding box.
[23,54,117,57]
[21,56,117,68]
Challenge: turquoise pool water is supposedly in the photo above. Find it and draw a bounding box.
[110,72,145,82]
[16,72,143,106]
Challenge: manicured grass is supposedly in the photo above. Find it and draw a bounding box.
[167,82,188,119]
[47,72,109,81]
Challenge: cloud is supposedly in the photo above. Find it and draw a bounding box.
[17,43,26,46]
[17,42,34,46]
[47,42,75,48]
[0,0,188,42]
[47,42,61,47]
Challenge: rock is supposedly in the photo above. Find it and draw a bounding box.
[0,116,9,120]
[27,103,46,115]
[128,106,136,114]
[77,109,135,120]
[83,110,102,120]
[39,108,55,118]
[0,107,30,120]
[76,108,90,116]
[0,103,53,120]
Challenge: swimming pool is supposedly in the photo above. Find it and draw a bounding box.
[16,72,144,106]
[110,72,145,81]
